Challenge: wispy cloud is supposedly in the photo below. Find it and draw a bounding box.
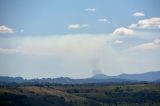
[0,25,13,33]
[0,34,108,55]
[68,24,88,29]
[0,48,19,54]
[129,17,160,29]
[133,12,145,17]
[130,38,160,51]
[112,27,134,36]
[98,18,108,22]
[113,40,123,44]
[85,8,96,12]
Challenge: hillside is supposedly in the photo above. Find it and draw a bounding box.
[0,86,100,106]
[0,83,160,106]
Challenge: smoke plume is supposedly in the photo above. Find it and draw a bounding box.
[91,57,102,75]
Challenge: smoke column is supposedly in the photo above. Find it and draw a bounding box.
[91,57,102,75]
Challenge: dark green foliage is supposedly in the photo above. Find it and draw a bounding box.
[126,86,133,92]
[0,92,72,106]
[114,86,123,92]
[0,83,160,106]
[55,83,160,106]
[0,93,30,106]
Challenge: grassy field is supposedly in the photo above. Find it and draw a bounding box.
[0,83,160,106]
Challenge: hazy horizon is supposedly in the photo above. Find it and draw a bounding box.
[1,70,160,80]
[0,0,160,79]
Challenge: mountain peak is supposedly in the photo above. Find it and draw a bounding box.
[91,74,110,79]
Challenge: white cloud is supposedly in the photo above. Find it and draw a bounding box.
[113,40,123,44]
[98,18,108,22]
[133,12,145,17]
[129,24,137,29]
[129,17,160,29]
[0,25,13,33]
[112,27,134,35]
[85,8,96,12]
[68,24,88,29]
[131,38,160,51]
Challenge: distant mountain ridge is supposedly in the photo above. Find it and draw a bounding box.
[0,76,23,83]
[0,71,160,84]
[91,71,160,82]
[91,74,110,79]
[114,71,160,81]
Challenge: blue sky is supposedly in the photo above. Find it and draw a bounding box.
[0,0,160,79]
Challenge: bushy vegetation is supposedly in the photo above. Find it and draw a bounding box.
[0,92,72,106]
[55,83,160,106]
[0,83,160,106]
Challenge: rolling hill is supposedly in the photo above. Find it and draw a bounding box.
[0,71,160,84]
